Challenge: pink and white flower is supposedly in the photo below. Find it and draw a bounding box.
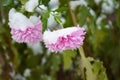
[8,8,42,43]
[43,26,86,52]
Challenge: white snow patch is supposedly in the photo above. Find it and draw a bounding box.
[48,0,59,10]
[102,0,114,14]
[70,0,87,10]
[25,0,38,12]
[8,8,40,31]
[43,27,79,44]
[24,68,31,77]
[27,42,43,55]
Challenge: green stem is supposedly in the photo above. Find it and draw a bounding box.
[79,47,86,59]
[67,1,77,26]
[67,1,86,58]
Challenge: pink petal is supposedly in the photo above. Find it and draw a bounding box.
[11,22,42,44]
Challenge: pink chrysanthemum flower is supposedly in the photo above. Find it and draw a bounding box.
[43,26,86,52]
[8,8,42,43]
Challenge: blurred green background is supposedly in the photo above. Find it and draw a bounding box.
[0,0,120,80]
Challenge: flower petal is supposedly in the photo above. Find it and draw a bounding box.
[11,22,42,43]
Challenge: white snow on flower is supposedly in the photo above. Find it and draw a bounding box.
[43,27,79,44]
[25,0,38,12]
[36,4,48,14]
[47,12,65,30]
[48,0,59,10]
[70,0,87,10]
[9,8,39,30]
[24,68,31,77]
[29,15,40,24]
[43,26,85,52]
[94,0,101,5]
[47,13,57,29]
[27,42,43,55]
[102,0,114,14]
[8,8,42,43]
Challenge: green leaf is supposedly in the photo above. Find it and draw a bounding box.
[50,54,61,75]
[91,29,107,52]
[42,0,50,6]
[54,14,62,25]
[2,0,13,7]
[80,57,108,80]
[20,0,28,4]
[59,0,67,7]
[63,50,76,70]
[41,11,50,31]
[26,55,41,68]
[78,6,89,26]
[55,7,68,13]
[92,60,108,80]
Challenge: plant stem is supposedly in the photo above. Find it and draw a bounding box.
[79,47,86,58]
[67,1,77,26]
[67,1,86,58]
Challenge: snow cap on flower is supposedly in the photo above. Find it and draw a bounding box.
[43,26,86,52]
[8,8,42,43]
[25,0,38,12]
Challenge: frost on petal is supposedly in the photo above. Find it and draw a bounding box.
[43,27,86,52]
[11,22,42,44]
[25,0,38,12]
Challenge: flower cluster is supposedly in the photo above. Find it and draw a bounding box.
[8,1,86,52]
